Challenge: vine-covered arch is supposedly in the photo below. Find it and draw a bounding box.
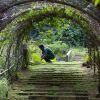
[0,0,100,93]
[0,0,100,31]
[2,3,99,44]
[0,0,99,47]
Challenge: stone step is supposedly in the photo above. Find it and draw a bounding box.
[24,79,85,82]
[8,62,92,100]
[28,76,84,79]
[31,71,85,74]
[28,78,84,80]
[28,95,89,100]
[74,56,83,58]
[31,64,80,65]
[20,89,88,93]
[73,57,83,58]
[73,58,83,60]
[32,69,83,71]
[74,55,82,57]
[31,72,84,74]
[30,74,85,76]
[31,73,84,75]
[8,96,28,100]
[20,78,84,81]
[26,82,80,85]
[20,88,87,92]
[73,58,83,59]
[32,70,84,71]
[9,95,89,100]
[21,77,84,81]
[30,74,85,77]
[16,91,88,96]
[89,98,100,100]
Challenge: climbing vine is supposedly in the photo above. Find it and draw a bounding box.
[0,2,99,96]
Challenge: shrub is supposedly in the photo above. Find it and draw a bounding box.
[31,53,46,64]
[31,53,41,64]
[0,56,5,69]
[48,41,69,56]
[0,78,8,99]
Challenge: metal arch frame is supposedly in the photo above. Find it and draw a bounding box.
[0,1,99,31]
[10,9,99,45]
[8,9,89,34]
[0,0,99,22]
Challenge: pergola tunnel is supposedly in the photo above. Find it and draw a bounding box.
[0,0,100,100]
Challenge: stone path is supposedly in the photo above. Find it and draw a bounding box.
[8,63,98,100]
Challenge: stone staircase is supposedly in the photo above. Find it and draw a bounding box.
[8,64,98,100]
[73,54,84,62]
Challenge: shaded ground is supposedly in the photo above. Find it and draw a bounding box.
[8,62,99,100]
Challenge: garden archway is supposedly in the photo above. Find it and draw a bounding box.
[0,0,100,96]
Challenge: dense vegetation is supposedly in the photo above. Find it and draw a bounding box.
[0,0,100,99]
[30,18,86,47]
[27,17,87,64]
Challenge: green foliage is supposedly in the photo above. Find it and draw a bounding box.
[0,78,8,99]
[84,54,90,62]
[83,50,100,66]
[61,23,86,47]
[94,51,100,65]
[48,41,69,56]
[31,53,46,64]
[28,41,46,64]
[28,16,87,62]
[31,53,41,64]
[93,0,100,6]
[30,17,87,47]
[0,56,5,68]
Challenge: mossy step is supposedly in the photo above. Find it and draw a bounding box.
[74,57,83,58]
[16,91,88,96]
[20,78,84,81]
[33,67,81,69]
[20,78,85,81]
[33,68,83,73]
[28,77,85,80]
[31,74,85,76]
[22,76,85,79]
[31,71,85,73]
[73,58,83,59]
[31,73,85,75]
[26,82,78,85]
[35,67,82,68]
[20,77,85,80]
[31,66,80,68]
[30,76,84,79]
[31,72,85,74]
[29,74,84,79]
[31,70,84,72]
[28,95,88,100]
[31,64,80,65]
[8,95,29,100]
[21,89,88,92]
[9,95,89,100]
[25,78,86,82]
[21,80,86,83]
[89,99,100,100]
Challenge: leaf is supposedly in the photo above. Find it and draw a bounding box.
[94,0,100,6]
